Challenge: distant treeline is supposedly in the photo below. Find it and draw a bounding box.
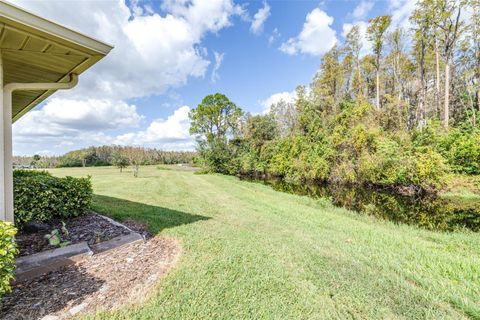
[13,146,196,168]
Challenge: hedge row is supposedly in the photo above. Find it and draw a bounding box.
[0,221,17,300]
[13,170,93,224]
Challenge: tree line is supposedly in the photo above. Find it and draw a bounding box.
[14,146,196,172]
[189,0,479,194]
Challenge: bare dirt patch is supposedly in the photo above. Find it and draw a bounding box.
[1,236,181,320]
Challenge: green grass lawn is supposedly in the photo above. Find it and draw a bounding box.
[50,166,480,319]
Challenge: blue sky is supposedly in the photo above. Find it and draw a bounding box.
[132,0,385,116]
[12,0,413,155]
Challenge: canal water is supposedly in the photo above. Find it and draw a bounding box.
[239,176,480,232]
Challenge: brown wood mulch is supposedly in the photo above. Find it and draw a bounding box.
[16,214,132,256]
[1,236,181,320]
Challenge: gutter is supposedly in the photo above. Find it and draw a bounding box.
[2,73,78,222]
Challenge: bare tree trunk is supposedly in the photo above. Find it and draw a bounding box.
[444,62,450,129]
[133,164,139,178]
[469,87,477,127]
[418,94,425,129]
[418,40,426,128]
[435,40,441,116]
[397,52,402,100]
[376,70,380,109]
[475,2,480,114]
[477,49,480,112]
[473,105,477,127]
[356,60,362,98]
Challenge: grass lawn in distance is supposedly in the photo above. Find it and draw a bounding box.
[49,166,480,319]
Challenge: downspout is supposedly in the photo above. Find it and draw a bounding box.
[2,73,78,222]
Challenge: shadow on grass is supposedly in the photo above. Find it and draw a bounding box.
[92,194,210,234]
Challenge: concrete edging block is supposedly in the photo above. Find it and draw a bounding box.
[90,232,144,253]
[15,242,93,282]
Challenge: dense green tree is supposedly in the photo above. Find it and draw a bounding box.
[189,93,243,173]
[189,93,243,143]
[244,114,278,147]
[312,45,344,111]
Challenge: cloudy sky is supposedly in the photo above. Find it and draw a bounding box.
[12,0,416,156]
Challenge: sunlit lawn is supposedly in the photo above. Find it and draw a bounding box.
[50,166,480,319]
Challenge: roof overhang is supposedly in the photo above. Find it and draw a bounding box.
[0,1,113,122]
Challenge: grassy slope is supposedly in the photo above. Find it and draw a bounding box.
[50,166,480,320]
[441,174,480,203]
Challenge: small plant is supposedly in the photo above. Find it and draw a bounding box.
[44,229,61,246]
[61,221,69,237]
[0,221,17,300]
[44,222,71,248]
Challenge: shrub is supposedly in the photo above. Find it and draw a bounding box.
[13,170,93,224]
[288,139,332,181]
[0,221,17,300]
[12,169,51,178]
[410,148,449,191]
[440,127,480,174]
[413,123,480,175]
[358,136,411,186]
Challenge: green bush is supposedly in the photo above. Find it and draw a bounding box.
[413,124,480,175]
[13,170,93,224]
[358,136,411,186]
[441,128,480,174]
[11,169,51,178]
[410,148,449,191]
[0,221,17,300]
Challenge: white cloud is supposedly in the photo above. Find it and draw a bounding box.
[260,91,297,113]
[268,28,280,45]
[13,98,140,154]
[352,1,374,20]
[211,51,225,83]
[161,0,245,35]
[10,0,244,154]
[250,2,271,35]
[14,98,141,138]
[13,104,195,154]
[389,0,417,30]
[279,8,337,56]
[13,0,243,100]
[114,106,194,148]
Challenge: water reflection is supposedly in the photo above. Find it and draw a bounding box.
[240,176,480,232]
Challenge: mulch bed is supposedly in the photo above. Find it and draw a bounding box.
[1,236,181,320]
[121,219,153,240]
[16,214,132,256]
